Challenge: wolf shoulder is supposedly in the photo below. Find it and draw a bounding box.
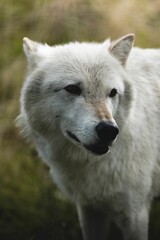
[127,47,160,78]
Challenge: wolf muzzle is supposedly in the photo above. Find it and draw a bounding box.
[95,121,119,144]
[84,121,119,155]
[67,121,119,155]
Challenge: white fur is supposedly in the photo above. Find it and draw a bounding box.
[18,34,160,240]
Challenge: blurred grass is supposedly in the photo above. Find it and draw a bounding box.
[0,0,160,239]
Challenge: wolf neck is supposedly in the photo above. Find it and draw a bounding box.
[35,123,152,206]
[49,137,115,203]
[36,131,126,202]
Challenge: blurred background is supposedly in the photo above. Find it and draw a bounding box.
[0,0,160,239]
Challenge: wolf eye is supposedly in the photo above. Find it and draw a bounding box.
[64,85,81,95]
[109,88,117,98]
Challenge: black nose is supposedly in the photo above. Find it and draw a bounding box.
[95,121,119,143]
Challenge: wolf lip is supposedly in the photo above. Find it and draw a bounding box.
[67,131,110,155]
[84,143,109,155]
[67,131,80,143]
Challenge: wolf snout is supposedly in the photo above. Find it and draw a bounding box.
[95,121,119,144]
[84,121,119,155]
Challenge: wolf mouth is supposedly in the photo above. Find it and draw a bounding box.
[67,130,110,155]
[67,131,81,143]
[84,143,109,155]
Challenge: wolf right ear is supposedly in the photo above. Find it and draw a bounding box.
[23,38,39,57]
[109,34,135,66]
[23,37,51,69]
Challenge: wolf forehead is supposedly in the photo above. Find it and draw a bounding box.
[23,34,134,68]
[26,43,125,95]
[23,34,135,94]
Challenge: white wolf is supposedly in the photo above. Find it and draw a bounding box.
[18,34,160,240]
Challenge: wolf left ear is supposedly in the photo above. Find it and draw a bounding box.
[109,33,135,66]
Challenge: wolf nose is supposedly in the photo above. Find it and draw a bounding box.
[95,121,119,143]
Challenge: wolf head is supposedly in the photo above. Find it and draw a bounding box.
[20,34,134,155]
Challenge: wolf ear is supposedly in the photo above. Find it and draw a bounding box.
[23,37,50,69]
[109,33,135,66]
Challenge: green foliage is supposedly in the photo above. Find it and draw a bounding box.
[0,0,160,239]
[0,127,81,240]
